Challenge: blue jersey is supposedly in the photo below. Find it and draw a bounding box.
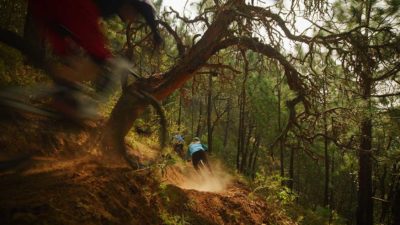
[173,134,184,144]
[187,142,208,158]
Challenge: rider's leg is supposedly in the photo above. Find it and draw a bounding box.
[192,151,202,171]
[50,77,95,119]
[177,144,184,158]
[198,150,213,174]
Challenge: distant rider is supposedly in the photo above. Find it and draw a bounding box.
[172,133,185,158]
[187,137,212,173]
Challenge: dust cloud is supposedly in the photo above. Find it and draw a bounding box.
[177,161,233,193]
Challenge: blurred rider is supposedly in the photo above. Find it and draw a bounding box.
[28,0,162,119]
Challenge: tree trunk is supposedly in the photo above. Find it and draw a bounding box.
[196,100,203,138]
[323,83,330,207]
[356,2,374,224]
[23,1,45,67]
[177,89,182,131]
[392,179,400,225]
[240,123,253,173]
[237,50,248,172]
[378,166,387,223]
[356,79,373,225]
[191,77,196,135]
[223,98,231,149]
[288,141,296,191]
[207,73,213,153]
[277,75,284,178]
[236,90,245,170]
[390,164,400,225]
[330,144,335,223]
[250,136,260,179]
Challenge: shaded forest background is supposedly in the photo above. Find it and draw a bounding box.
[0,0,399,225]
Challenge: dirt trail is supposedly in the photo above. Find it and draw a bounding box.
[162,163,294,225]
[0,113,296,225]
[163,161,233,192]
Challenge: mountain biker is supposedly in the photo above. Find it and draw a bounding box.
[186,137,212,173]
[172,133,185,158]
[28,0,162,119]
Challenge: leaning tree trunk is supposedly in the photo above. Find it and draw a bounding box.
[103,0,243,153]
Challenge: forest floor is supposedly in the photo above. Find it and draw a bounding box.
[0,110,296,225]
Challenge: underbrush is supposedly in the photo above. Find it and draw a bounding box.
[0,44,48,87]
[249,173,347,225]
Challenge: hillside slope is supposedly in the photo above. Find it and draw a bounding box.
[0,111,296,225]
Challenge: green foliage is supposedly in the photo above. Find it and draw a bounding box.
[251,173,297,205]
[249,173,347,224]
[0,43,23,73]
[160,211,190,225]
[287,205,347,225]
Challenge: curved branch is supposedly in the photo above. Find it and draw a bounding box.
[239,5,312,43]
[372,62,400,82]
[165,7,211,27]
[215,37,308,98]
[269,96,303,150]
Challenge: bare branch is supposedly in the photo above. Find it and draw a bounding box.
[158,20,186,57]
[215,37,308,99]
[371,92,400,98]
[372,62,400,82]
[165,7,211,27]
